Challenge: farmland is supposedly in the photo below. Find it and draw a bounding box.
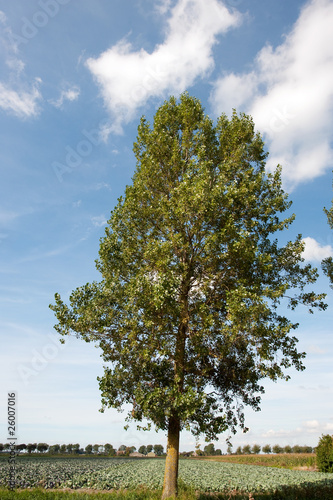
[1,456,333,499]
[197,453,317,470]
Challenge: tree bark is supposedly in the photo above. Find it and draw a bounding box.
[161,415,180,499]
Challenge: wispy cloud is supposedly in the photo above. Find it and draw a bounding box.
[0,78,42,118]
[262,419,333,439]
[86,0,241,134]
[91,214,107,227]
[0,11,42,118]
[0,210,19,226]
[50,86,80,108]
[210,0,333,188]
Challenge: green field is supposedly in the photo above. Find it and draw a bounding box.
[1,456,333,499]
[197,453,317,470]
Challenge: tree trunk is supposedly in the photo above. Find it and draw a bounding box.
[161,415,180,499]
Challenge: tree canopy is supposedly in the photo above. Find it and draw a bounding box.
[50,93,326,498]
[322,172,333,286]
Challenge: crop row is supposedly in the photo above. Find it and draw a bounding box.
[1,457,333,493]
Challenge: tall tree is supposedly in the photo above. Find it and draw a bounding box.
[50,93,326,498]
[322,173,333,286]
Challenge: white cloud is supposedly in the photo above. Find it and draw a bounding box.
[86,0,241,134]
[262,419,333,439]
[0,78,42,118]
[0,10,6,24]
[302,236,333,261]
[0,11,43,119]
[91,215,107,227]
[50,86,80,108]
[210,0,333,188]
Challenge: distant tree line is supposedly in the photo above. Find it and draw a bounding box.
[0,443,164,456]
[232,444,314,455]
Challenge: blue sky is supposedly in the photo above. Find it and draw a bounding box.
[0,0,333,453]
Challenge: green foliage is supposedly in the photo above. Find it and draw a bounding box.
[203,443,215,456]
[50,93,326,442]
[153,445,164,456]
[104,444,115,456]
[242,445,251,455]
[200,453,317,470]
[1,457,333,495]
[252,444,261,454]
[322,170,333,287]
[272,445,283,454]
[316,434,333,472]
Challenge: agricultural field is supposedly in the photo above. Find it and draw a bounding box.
[1,456,333,497]
[198,453,317,470]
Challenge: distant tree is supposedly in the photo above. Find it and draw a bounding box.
[60,444,67,454]
[272,445,283,454]
[0,444,4,453]
[204,443,215,456]
[37,443,48,453]
[252,444,261,454]
[304,446,313,453]
[66,444,73,454]
[292,444,302,454]
[4,444,10,451]
[242,445,251,455]
[49,444,60,454]
[284,445,292,454]
[104,443,114,455]
[215,448,222,456]
[139,445,147,455]
[73,443,80,454]
[262,445,271,454]
[227,444,233,455]
[154,444,164,456]
[93,444,101,454]
[316,434,333,472]
[85,444,93,454]
[16,444,27,452]
[118,444,126,452]
[146,445,153,454]
[27,443,37,454]
[235,446,242,455]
